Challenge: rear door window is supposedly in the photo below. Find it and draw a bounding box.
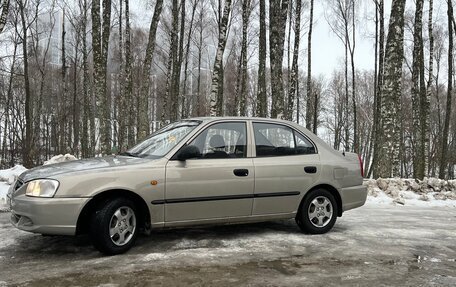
[253,123,315,157]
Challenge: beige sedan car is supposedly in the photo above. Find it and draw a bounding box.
[8,117,367,254]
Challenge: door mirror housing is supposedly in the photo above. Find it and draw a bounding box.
[177,145,201,161]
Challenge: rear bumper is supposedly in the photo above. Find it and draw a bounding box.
[9,194,89,235]
[340,185,367,212]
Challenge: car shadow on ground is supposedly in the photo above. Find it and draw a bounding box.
[8,218,348,258]
[6,220,346,259]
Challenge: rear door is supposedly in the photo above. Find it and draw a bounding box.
[252,122,320,215]
[165,121,254,222]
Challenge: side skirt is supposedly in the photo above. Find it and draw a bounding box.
[150,212,297,229]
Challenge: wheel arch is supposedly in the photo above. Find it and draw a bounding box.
[300,184,343,217]
[76,189,151,235]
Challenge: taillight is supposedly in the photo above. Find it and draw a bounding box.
[358,154,364,178]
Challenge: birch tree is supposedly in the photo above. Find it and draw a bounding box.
[163,0,180,122]
[124,0,135,147]
[0,0,9,34]
[17,0,34,167]
[305,0,314,130]
[256,0,267,117]
[269,0,289,118]
[286,0,302,121]
[370,0,384,178]
[92,0,112,154]
[209,0,232,116]
[411,0,425,179]
[423,0,433,175]
[139,0,163,136]
[439,0,453,179]
[238,0,253,116]
[377,0,406,178]
[80,0,92,157]
[181,0,200,118]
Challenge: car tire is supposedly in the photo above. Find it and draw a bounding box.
[296,189,338,234]
[89,197,139,255]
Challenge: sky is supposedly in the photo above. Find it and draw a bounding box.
[129,0,394,77]
[311,1,377,75]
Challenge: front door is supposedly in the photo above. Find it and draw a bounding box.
[165,121,254,222]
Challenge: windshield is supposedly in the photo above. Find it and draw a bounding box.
[125,120,201,158]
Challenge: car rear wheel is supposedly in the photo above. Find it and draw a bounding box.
[296,189,338,234]
[89,197,138,255]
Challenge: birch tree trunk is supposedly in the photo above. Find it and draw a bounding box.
[173,0,186,120]
[101,0,112,153]
[18,0,33,167]
[60,8,68,153]
[305,0,313,129]
[81,0,91,157]
[344,40,349,152]
[162,0,180,122]
[92,0,102,153]
[377,0,406,178]
[256,0,267,117]
[209,0,232,116]
[239,0,252,117]
[2,36,17,165]
[411,0,424,178]
[371,0,384,178]
[139,0,163,134]
[350,0,357,154]
[0,0,9,34]
[286,0,301,121]
[439,0,453,179]
[181,0,199,118]
[124,0,135,147]
[269,0,289,118]
[424,0,433,175]
[116,0,124,150]
[92,0,112,154]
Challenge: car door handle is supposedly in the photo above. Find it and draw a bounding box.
[233,169,249,177]
[304,166,317,173]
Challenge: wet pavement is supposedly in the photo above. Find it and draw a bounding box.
[0,204,455,286]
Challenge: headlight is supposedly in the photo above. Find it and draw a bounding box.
[25,179,59,198]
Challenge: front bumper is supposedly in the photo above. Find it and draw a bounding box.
[9,194,90,235]
[340,185,368,212]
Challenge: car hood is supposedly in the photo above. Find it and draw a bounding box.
[19,156,153,182]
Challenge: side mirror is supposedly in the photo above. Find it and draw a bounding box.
[177,145,201,161]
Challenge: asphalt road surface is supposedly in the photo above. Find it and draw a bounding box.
[0,204,455,286]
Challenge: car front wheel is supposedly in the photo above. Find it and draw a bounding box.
[296,189,338,234]
[89,198,138,255]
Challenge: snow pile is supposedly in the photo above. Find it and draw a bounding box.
[0,165,28,208]
[43,154,78,165]
[364,178,456,207]
[0,165,27,185]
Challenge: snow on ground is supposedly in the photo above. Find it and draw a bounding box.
[0,205,455,286]
[364,178,456,207]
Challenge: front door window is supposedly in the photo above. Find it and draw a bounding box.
[188,122,247,159]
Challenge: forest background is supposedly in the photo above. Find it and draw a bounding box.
[0,0,454,180]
